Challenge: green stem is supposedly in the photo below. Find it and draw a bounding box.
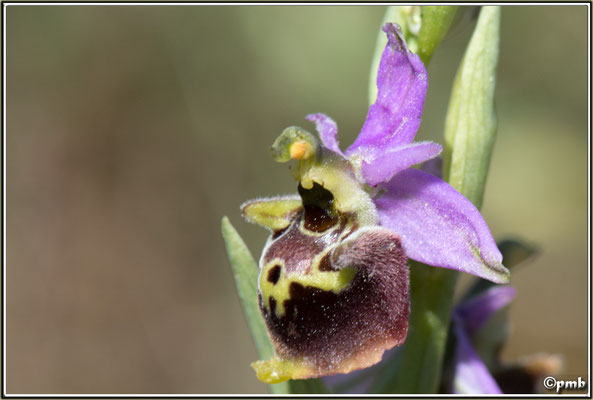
[390,6,501,393]
[390,264,458,393]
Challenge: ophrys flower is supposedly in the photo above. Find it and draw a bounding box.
[241,23,509,384]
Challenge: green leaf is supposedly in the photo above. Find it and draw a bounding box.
[443,6,501,209]
[221,216,289,394]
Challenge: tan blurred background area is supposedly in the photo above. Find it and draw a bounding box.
[6,5,588,394]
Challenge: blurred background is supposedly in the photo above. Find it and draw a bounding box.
[6,5,588,394]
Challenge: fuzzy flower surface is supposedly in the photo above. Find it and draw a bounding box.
[241,23,509,384]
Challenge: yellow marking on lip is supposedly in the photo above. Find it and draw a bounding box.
[259,253,356,316]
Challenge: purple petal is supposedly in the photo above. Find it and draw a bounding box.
[455,286,516,336]
[452,316,503,394]
[361,141,442,186]
[375,168,510,283]
[306,113,342,154]
[346,23,427,160]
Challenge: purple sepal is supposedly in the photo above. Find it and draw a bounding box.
[375,168,510,283]
[456,286,516,336]
[306,113,342,155]
[452,314,503,394]
[361,141,442,187]
[346,23,428,161]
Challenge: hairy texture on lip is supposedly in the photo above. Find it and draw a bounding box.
[260,226,409,379]
[261,210,345,277]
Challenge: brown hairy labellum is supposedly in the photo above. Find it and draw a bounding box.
[242,181,409,383]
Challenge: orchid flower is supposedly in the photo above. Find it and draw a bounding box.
[239,22,509,384]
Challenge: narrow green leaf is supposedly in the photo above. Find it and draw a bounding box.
[443,6,501,208]
[221,216,272,359]
[221,216,289,394]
